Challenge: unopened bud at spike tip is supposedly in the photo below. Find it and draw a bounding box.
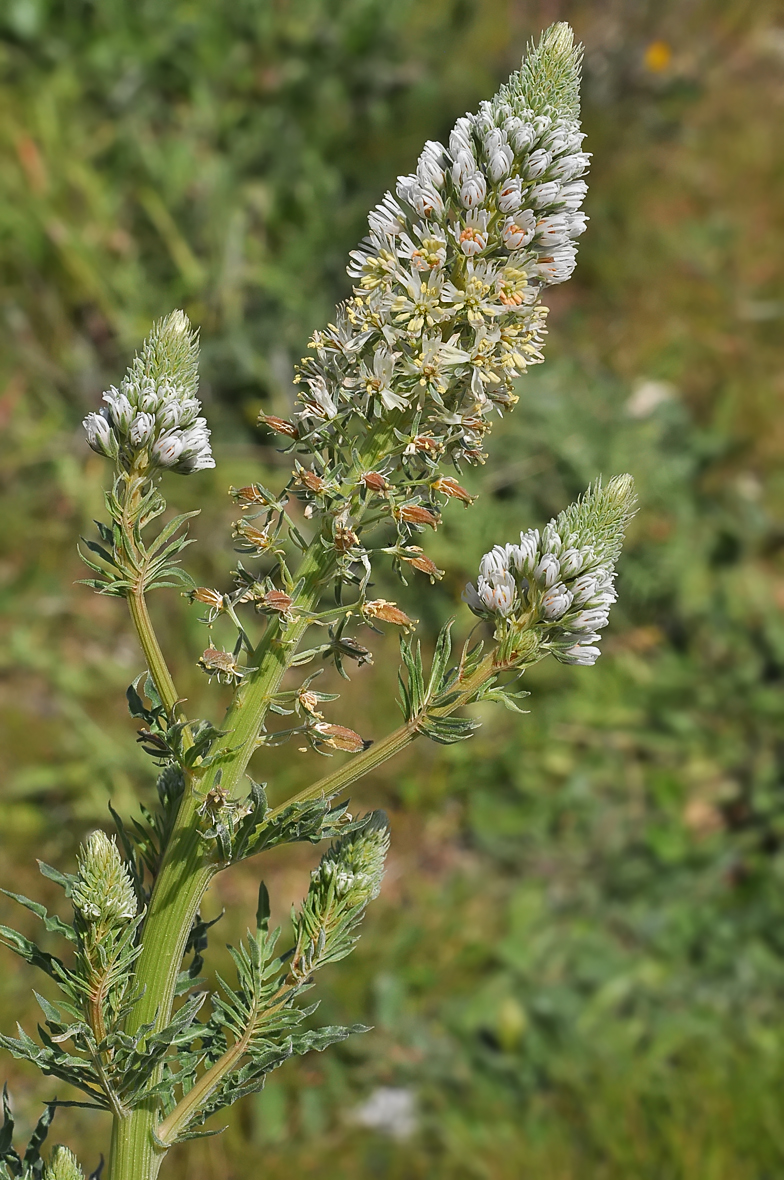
[45,1146,84,1180]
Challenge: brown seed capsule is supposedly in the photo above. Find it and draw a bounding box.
[314,723,369,753]
[363,599,417,629]
[198,647,245,683]
[408,434,442,455]
[335,636,373,665]
[231,485,266,506]
[190,587,225,610]
[233,520,275,551]
[263,589,294,614]
[361,470,389,493]
[395,503,440,529]
[297,469,326,493]
[399,547,444,580]
[258,413,299,439]
[334,525,360,553]
[431,476,475,505]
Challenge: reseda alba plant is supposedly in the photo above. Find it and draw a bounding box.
[0,25,635,1180]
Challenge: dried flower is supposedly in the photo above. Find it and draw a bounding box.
[395,503,440,529]
[431,476,474,504]
[362,599,418,629]
[258,413,299,439]
[314,723,371,753]
[361,471,390,493]
[198,647,245,684]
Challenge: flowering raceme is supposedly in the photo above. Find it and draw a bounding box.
[0,25,639,1180]
[291,24,587,475]
[83,310,214,475]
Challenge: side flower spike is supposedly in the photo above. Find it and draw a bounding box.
[83,310,215,475]
[463,475,636,666]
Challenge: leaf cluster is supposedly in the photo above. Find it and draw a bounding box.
[79,479,197,598]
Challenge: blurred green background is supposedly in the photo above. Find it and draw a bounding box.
[1,0,784,1176]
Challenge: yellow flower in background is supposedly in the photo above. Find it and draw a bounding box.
[644,39,672,73]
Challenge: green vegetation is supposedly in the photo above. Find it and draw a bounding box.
[1,1,783,1176]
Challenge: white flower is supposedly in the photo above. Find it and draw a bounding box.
[392,270,447,335]
[533,553,560,587]
[558,179,588,210]
[400,223,447,271]
[303,376,338,420]
[462,581,485,614]
[483,130,514,181]
[525,148,552,179]
[541,582,573,619]
[129,412,155,446]
[368,193,407,238]
[417,140,447,189]
[156,398,183,431]
[479,544,510,580]
[402,333,469,394]
[507,120,536,154]
[456,210,489,257]
[460,171,487,209]
[350,348,407,411]
[559,641,602,666]
[540,522,563,553]
[151,432,184,468]
[477,570,516,616]
[502,214,535,250]
[570,607,611,632]
[102,387,134,432]
[509,528,540,575]
[558,548,584,577]
[530,180,561,208]
[449,116,474,157]
[535,243,577,284]
[498,177,523,213]
[550,151,590,180]
[83,410,117,458]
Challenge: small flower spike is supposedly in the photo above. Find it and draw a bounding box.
[463,475,636,666]
[83,310,214,476]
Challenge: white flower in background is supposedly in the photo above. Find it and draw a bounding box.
[83,310,214,475]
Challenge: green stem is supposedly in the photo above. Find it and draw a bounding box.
[127,590,183,721]
[267,652,499,819]
[109,420,399,1177]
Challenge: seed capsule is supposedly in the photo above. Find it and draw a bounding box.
[432,476,474,504]
[258,413,299,439]
[314,723,370,753]
[395,504,440,529]
[362,599,417,629]
[361,471,390,493]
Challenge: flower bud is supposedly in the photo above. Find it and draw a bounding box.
[150,431,184,467]
[72,831,137,929]
[102,387,134,432]
[128,412,155,447]
[45,1146,84,1180]
[460,171,487,209]
[83,411,118,459]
